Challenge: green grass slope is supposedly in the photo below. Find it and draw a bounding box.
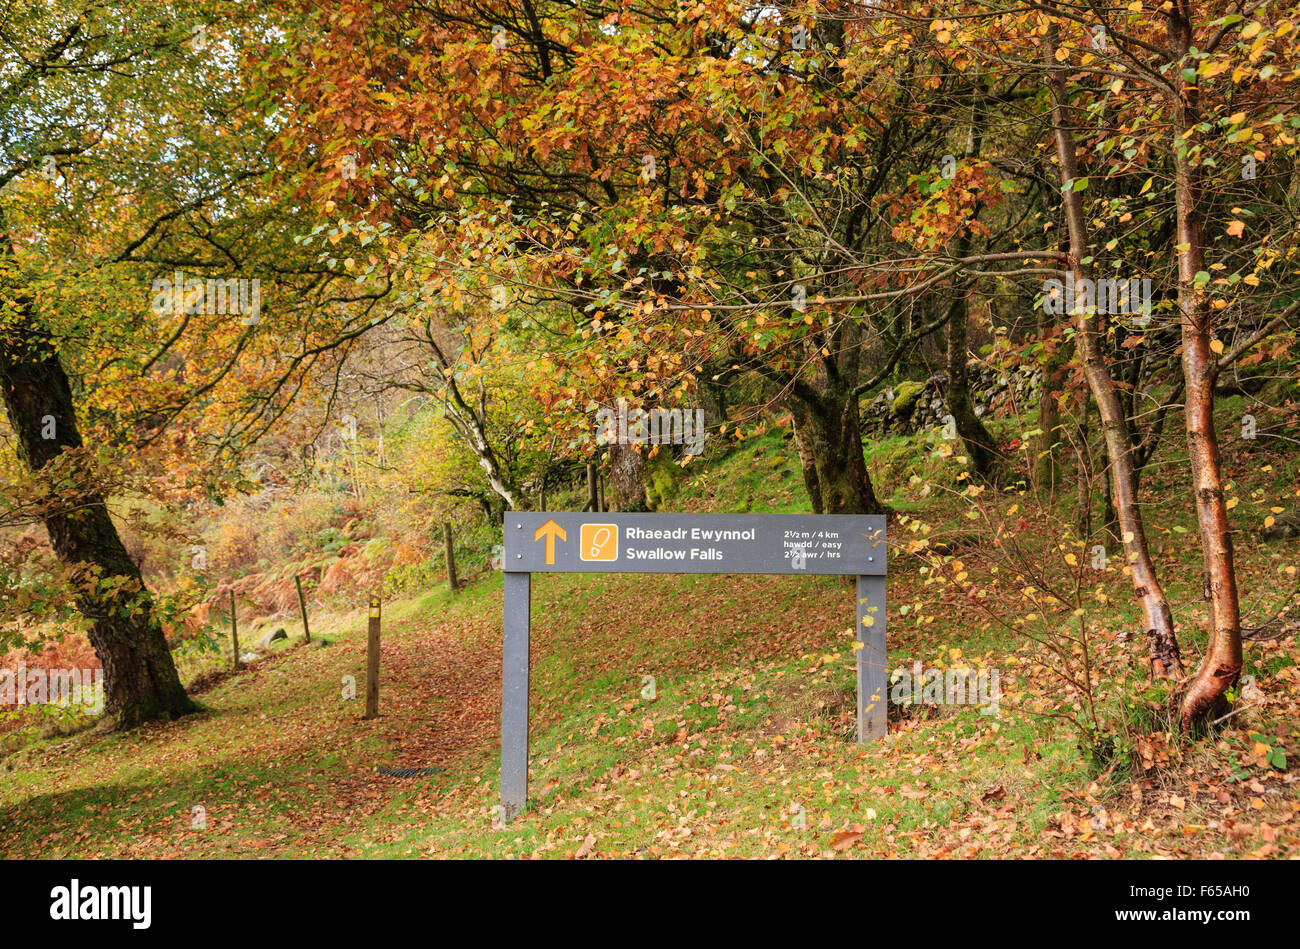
[1,419,1296,858]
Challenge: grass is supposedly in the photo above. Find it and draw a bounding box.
[1,410,1297,858]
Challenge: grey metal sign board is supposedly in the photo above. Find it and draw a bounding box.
[498,512,887,823]
[504,513,885,575]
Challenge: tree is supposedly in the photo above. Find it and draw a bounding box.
[1,0,380,725]
[1040,14,1183,679]
[268,2,990,515]
[0,2,219,725]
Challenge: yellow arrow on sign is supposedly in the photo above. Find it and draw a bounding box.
[532,520,566,565]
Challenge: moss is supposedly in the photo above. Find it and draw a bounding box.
[891,380,927,416]
[644,453,682,510]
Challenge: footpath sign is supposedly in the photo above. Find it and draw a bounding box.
[499,513,886,821]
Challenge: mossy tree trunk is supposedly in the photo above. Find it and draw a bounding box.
[1033,311,1071,499]
[942,85,1000,483]
[788,385,883,516]
[787,399,824,514]
[0,299,196,729]
[945,290,1000,482]
[608,443,648,511]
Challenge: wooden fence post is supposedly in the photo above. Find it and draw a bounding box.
[364,597,381,719]
[229,589,241,670]
[443,520,458,593]
[295,575,312,644]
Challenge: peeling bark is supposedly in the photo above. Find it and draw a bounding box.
[1168,4,1242,725]
[1044,22,1182,679]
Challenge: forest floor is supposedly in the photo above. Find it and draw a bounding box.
[2,414,1297,858]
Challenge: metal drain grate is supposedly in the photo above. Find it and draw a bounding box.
[377,766,445,779]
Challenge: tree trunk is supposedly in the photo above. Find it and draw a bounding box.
[1045,21,1182,679]
[944,85,999,482]
[1073,399,1094,542]
[697,369,730,445]
[787,399,823,513]
[608,443,647,511]
[946,292,1000,481]
[419,326,520,509]
[1033,312,1070,499]
[443,520,458,592]
[1100,442,1119,550]
[1169,7,1241,726]
[790,389,882,516]
[583,462,598,512]
[0,313,196,729]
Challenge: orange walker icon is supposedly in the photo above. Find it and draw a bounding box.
[580,523,618,561]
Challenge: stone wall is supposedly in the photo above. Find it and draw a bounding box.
[863,363,1041,437]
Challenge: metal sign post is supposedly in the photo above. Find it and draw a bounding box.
[500,513,886,822]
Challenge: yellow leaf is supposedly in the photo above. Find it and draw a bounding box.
[1241,21,1262,39]
[1210,339,1225,354]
